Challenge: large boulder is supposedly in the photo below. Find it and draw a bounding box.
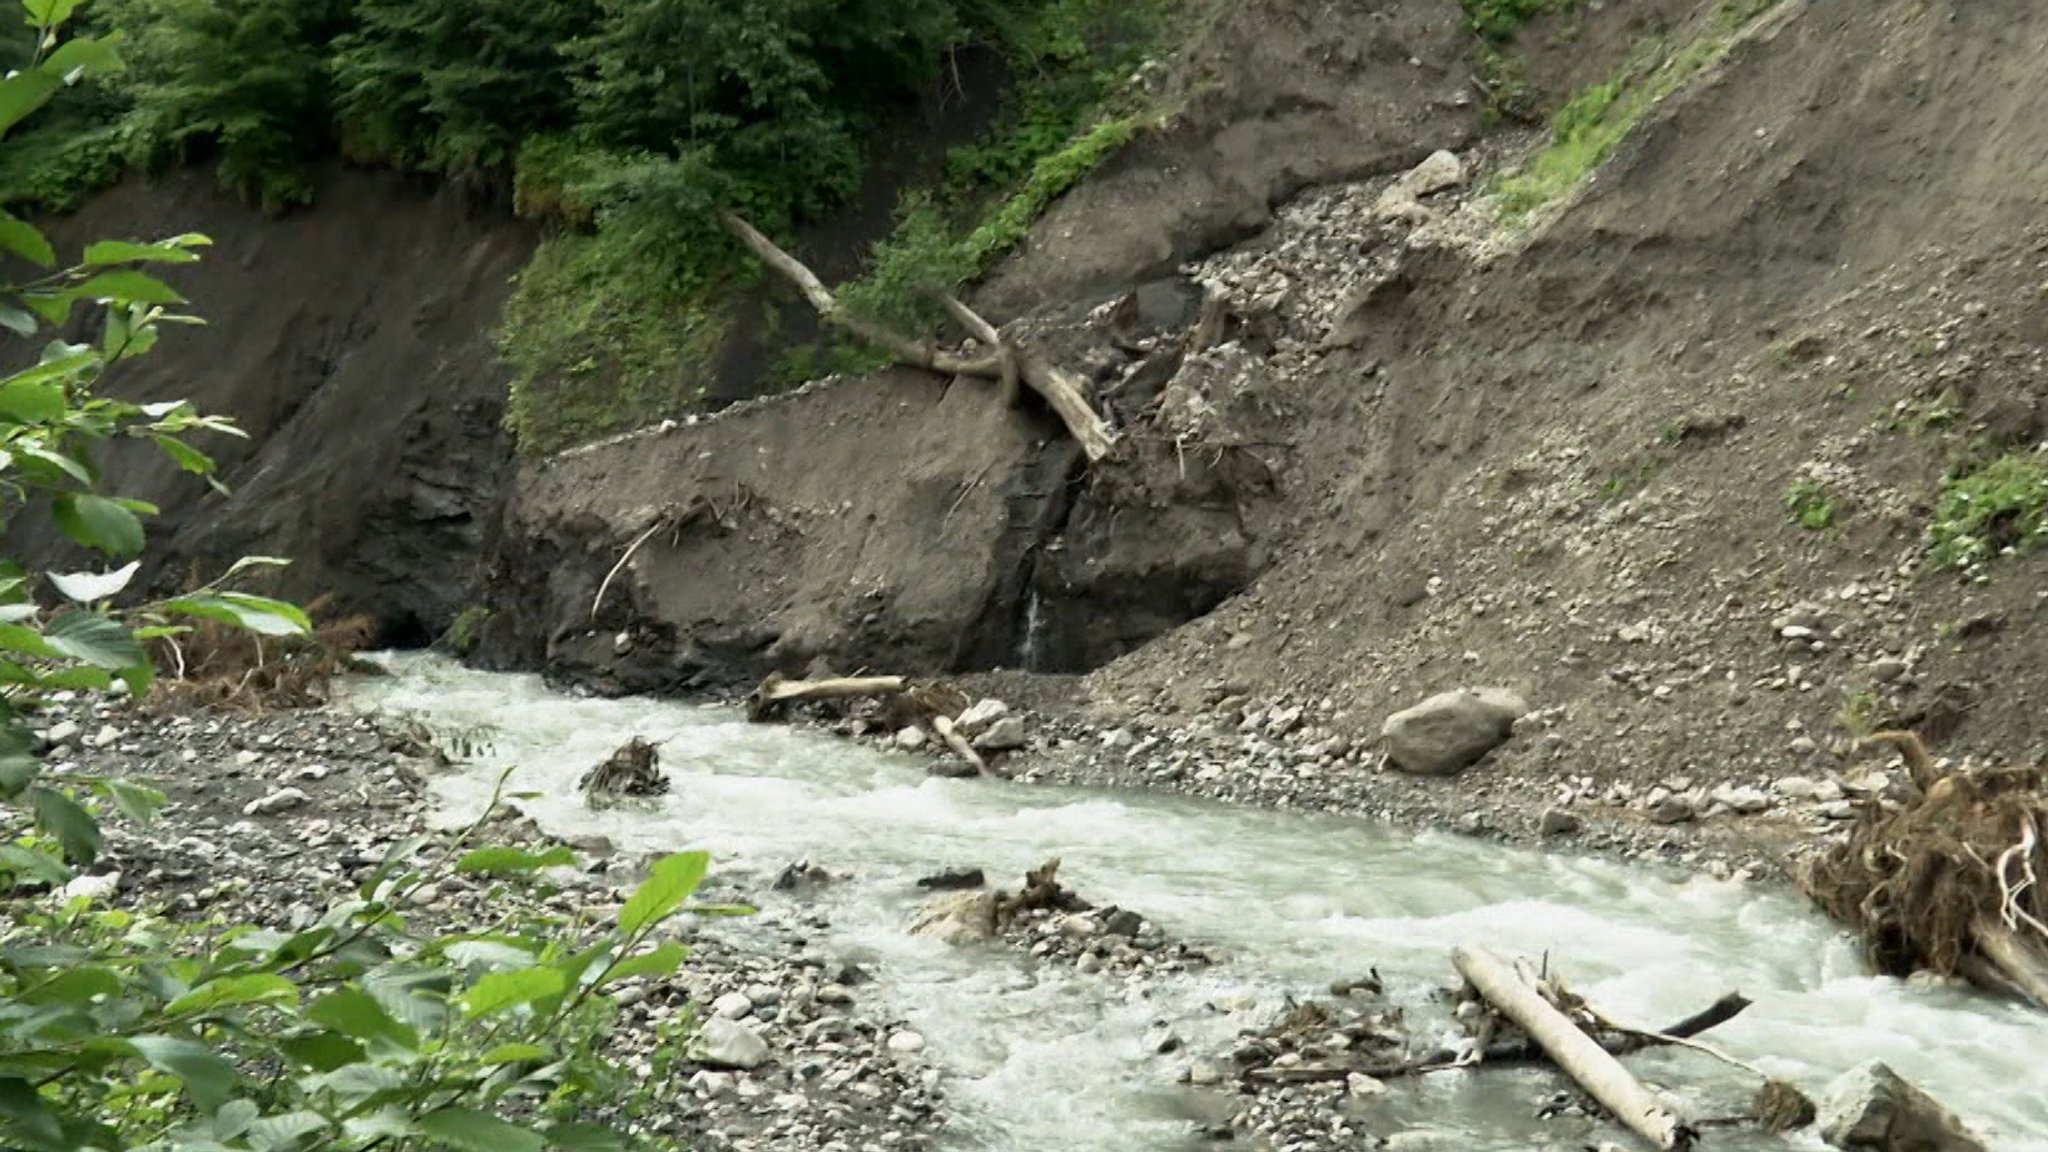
[906,890,998,945]
[1380,688,1527,777]
[1818,1061,1988,1152]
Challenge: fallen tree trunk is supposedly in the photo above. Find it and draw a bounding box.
[745,673,908,722]
[1453,945,1691,1150]
[721,212,1115,462]
[930,715,988,776]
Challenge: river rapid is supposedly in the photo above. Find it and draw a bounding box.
[344,655,2047,1150]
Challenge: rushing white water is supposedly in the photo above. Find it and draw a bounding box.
[345,655,2048,1150]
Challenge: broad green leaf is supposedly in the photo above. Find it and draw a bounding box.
[0,1076,63,1150]
[478,1042,546,1066]
[0,376,66,423]
[302,1062,405,1108]
[153,434,216,474]
[0,845,70,886]
[306,987,418,1053]
[41,31,119,79]
[599,941,686,984]
[44,611,145,671]
[442,939,539,971]
[69,269,183,306]
[617,851,710,934]
[277,1032,362,1073]
[0,304,35,336]
[0,69,60,137]
[129,1035,237,1112]
[18,966,118,1004]
[47,562,140,603]
[0,624,60,659]
[0,216,53,268]
[164,593,308,637]
[19,446,92,485]
[248,1110,329,1152]
[214,1100,259,1139]
[25,666,112,691]
[462,966,565,1019]
[27,785,98,866]
[415,1107,544,1152]
[455,845,574,875]
[51,495,145,558]
[547,1122,628,1152]
[166,973,299,1015]
[84,239,205,266]
[22,1,85,28]
[99,778,164,824]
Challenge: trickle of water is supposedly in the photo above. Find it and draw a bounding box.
[345,655,2048,1151]
[1015,589,1047,672]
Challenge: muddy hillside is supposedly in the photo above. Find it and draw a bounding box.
[19,0,2048,799]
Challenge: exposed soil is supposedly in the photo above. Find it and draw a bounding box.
[1087,0,2048,822]
[9,163,531,645]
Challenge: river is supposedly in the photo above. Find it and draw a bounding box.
[344,654,2047,1150]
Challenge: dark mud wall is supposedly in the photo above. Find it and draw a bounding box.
[6,164,532,642]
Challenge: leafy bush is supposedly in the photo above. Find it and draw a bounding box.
[1928,452,2048,570]
[332,0,590,175]
[1461,0,1579,42]
[97,0,350,212]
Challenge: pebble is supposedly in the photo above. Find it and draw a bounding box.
[886,1030,926,1055]
[713,991,755,1019]
[242,787,309,816]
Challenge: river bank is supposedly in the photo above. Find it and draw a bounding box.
[20,689,949,1152]
[21,660,2044,1150]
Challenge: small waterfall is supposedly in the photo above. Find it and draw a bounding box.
[1015,589,1048,671]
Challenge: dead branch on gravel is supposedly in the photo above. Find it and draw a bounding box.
[1802,729,2048,1006]
[720,212,1116,462]
[1454,945,1693,1149]
[152,592,376,711]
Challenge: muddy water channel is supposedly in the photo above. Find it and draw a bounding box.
[344,656,2046,1150]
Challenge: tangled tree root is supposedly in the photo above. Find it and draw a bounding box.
[152,593,377,711]
[1801,730,2048,1003]
[579,737,670,803]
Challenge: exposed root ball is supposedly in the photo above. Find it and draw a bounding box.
[1801,731,2047,978]
[580,737,669,801]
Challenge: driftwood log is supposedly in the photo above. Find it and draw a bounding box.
[1453,945,1692,1150]
[745,673,909,723]
[720,212,1116,462]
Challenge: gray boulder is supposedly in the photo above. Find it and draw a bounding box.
[971,716,1029,753]
[1380,689,1527,776]
[954,698,1010,736]
[1818,1061,1988,1152]
[906,890,998,945]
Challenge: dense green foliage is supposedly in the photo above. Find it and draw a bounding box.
[3,11,722,1148]
[1461,0,1578,42]
[0,0,1169,451]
